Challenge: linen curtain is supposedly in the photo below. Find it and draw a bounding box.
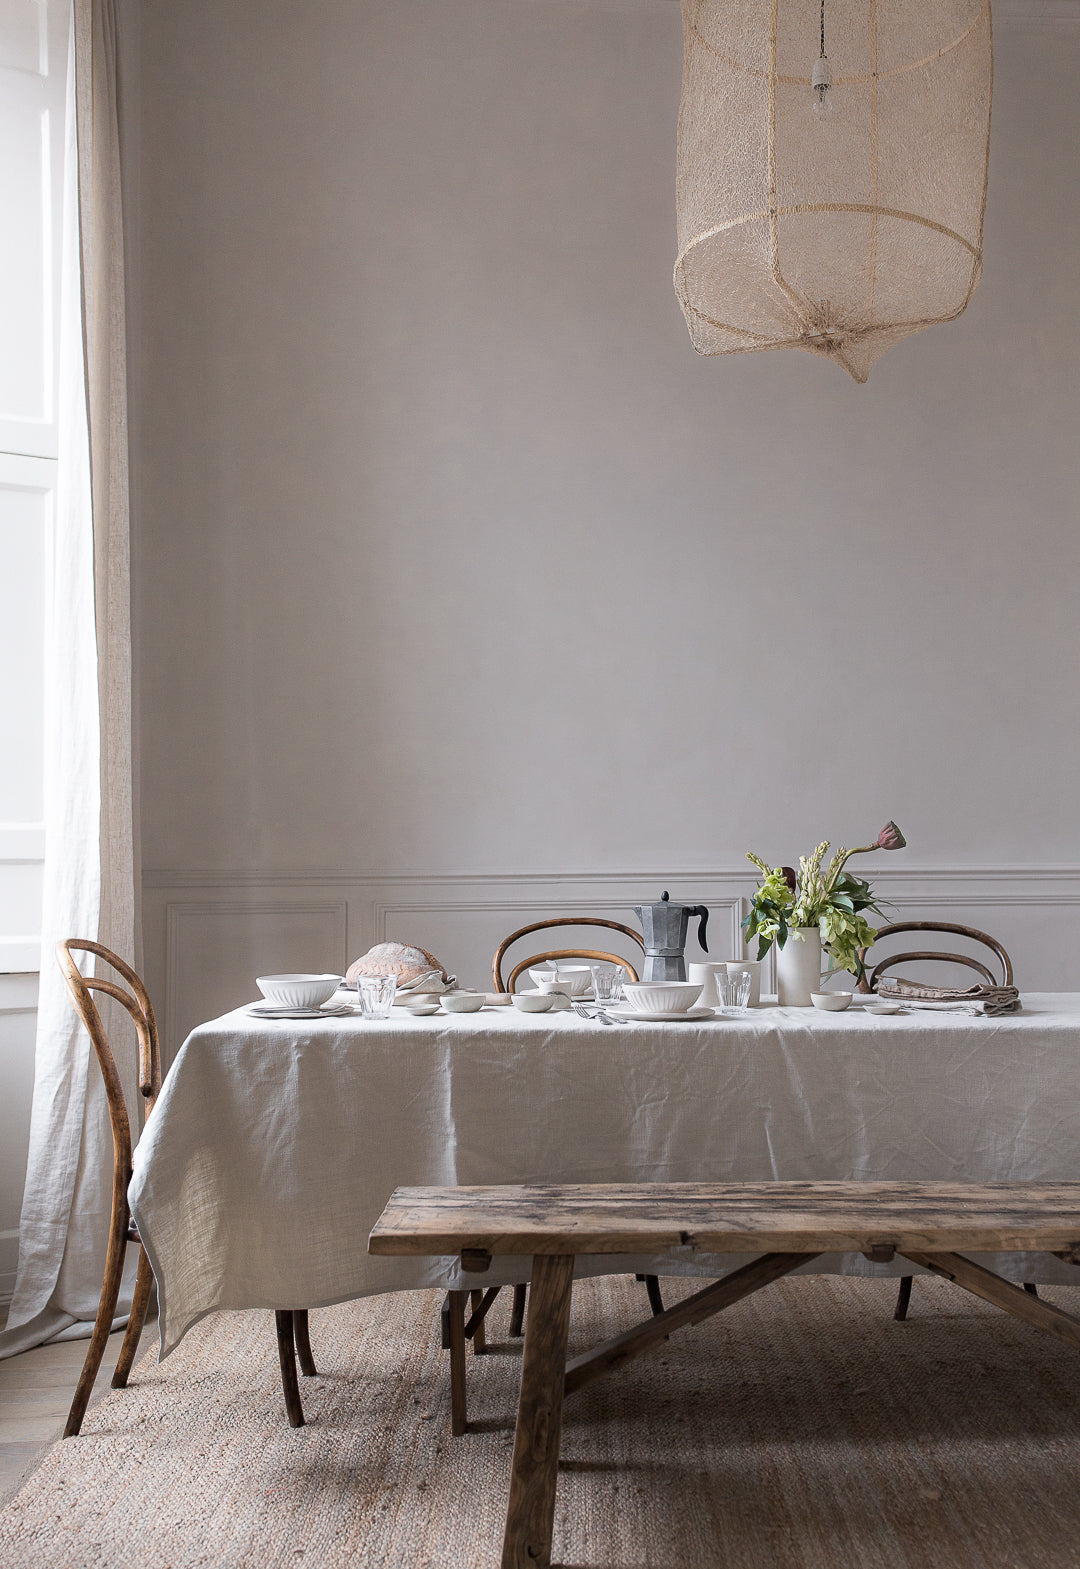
[0,0,137,1358]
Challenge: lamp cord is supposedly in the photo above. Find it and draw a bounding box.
[820,0,826,58]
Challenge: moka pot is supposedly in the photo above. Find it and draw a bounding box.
[633,892,710,982]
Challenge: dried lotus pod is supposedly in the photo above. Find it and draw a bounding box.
[345,942,453,990]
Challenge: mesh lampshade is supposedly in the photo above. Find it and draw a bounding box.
[674,0,993,382]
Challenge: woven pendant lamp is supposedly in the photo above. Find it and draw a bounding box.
[674,0,993,382]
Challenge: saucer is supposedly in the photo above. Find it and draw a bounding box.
[248,1002,353,1019]
[606,1005,716,1023]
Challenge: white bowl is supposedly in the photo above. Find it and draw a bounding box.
[621,981,702,1015]
[256,974,343,1009]
[811,991,853,1011]
[441,991,485,1013]
[529,966,592,996]
[512,993,554,1013]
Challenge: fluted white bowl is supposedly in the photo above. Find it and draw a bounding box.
[256,973,343,1009]
[621,981,702,1014]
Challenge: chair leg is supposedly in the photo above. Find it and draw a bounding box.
[509,1282,527,1338]
[65,1212,130,1437]
[644,1274,665,1317]
[275,1311,306,1428]
[112,1246,154,1388]
[894,1275,913,1321]
[293,1309,317,1376]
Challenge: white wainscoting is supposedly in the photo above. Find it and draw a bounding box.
[141,867,1080,1063]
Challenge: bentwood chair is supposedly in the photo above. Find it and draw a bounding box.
[439,917,659,1415]
[56,939,317,1435]
[855,921,1021,1321]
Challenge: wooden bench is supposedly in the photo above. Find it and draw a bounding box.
[370,1181,1080,1569]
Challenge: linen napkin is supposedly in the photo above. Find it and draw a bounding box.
[874,978,1021,1016]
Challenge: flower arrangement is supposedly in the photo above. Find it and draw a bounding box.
[743,822,906,978]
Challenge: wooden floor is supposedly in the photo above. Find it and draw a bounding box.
[0,1315,155,1501]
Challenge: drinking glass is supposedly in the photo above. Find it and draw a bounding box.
[718,969,752,1014]
[590,964,624,1006]
[357,974,397,1019]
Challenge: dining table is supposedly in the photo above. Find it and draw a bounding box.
[129,992,1080,1358]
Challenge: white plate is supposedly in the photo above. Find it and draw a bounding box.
[248,1002,353,1019]
[606,1005,716,1023]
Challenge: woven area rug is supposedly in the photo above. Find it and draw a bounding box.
[4,1273,1080,1568]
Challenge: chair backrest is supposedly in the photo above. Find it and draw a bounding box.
[493,917,646,994]
[56,940,162,1182]
[856,921,1014,993]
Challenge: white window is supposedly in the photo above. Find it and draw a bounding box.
[0,0,70,974]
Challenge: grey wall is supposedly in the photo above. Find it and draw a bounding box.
[125,0,1080,1046]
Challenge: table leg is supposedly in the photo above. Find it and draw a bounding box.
[501,1254,575,1569]
[448,1290,468,1436]
[471,1287,487,1354]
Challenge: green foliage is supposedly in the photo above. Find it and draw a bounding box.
[742,845,893,975]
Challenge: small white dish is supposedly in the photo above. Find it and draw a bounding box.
[512,993,554,1013]
[621,981,703,1015]
[866,1001,904,1015]
[607,1005,715,1023]
[811,992,853,1011]
[441,992,486,1013]
[256,974,343,1009]
[401,998,441,1016]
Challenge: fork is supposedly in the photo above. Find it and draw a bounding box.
[571,1000,617,1026]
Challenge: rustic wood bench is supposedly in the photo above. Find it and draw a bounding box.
[369,1181,1080,1569]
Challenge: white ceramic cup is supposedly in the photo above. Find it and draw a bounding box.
[686,962,731,1010]
[722,960,761,1007]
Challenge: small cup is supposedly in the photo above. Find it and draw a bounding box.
[356,973,397,1019]
[589,964,624,1006]
[718,970,752,1014]
[723,960,761,1007]
[686,962,729,1010]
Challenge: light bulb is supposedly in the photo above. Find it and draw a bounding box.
[812,53,832,119]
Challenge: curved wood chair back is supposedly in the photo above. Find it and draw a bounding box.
[856,921,1014,994]
[493,917,645,994]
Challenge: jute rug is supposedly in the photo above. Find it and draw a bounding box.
[4,1273,1080,1568]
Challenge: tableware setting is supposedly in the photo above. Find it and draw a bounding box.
[621,980,702,1014]
[717,969,753,1014]
[811,991,853,1011]
[512,993,555,1013]
[247,1001,354,1019]
[605,1004,716,1023]
[440,991,486,1013]
[529,965,592,996]
[356,974,397,1020]
[256,974,344,1009]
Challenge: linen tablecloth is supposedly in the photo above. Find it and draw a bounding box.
[130,994,1080,1355]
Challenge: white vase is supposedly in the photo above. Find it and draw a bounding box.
[776,927,825,1008]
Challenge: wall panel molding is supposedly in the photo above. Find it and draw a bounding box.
[142,866,1080,1059]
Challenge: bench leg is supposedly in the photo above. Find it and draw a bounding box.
[448,1289,468,1436]
[509,1282,527,1337]
[894,1275,913,1321]
[902,1252,1080,1350]
[501,1254,575,1569]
